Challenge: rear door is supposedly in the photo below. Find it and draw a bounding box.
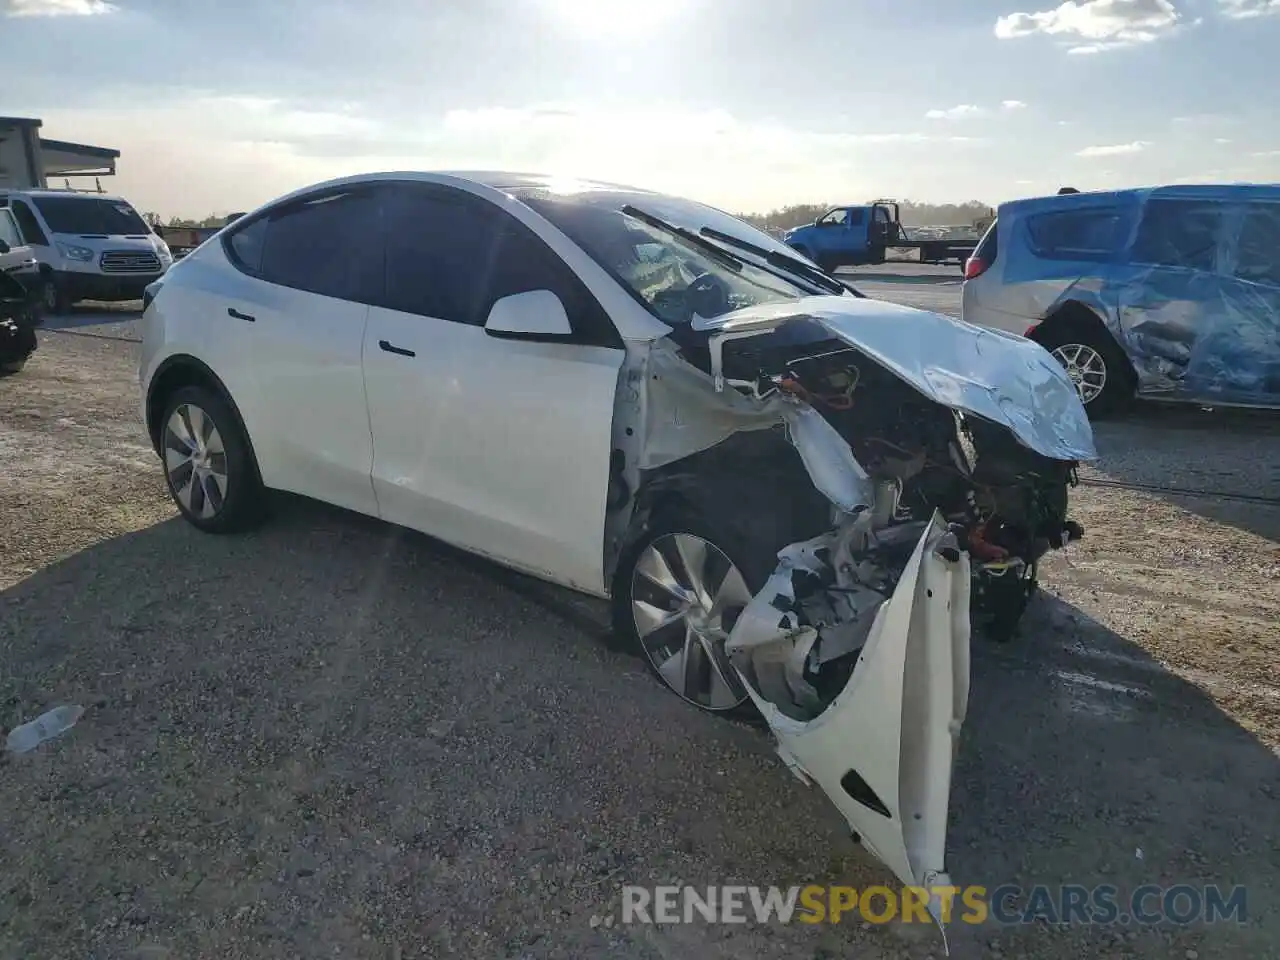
[211,186,383,516]
[1116,197,1231,398]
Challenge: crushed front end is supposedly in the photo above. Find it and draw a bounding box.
[655,295,1096,913]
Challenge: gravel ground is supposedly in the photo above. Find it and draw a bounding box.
[1,288,1278,960]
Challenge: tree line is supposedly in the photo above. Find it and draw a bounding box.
[142,212,231,228]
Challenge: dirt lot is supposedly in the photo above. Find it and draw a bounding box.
[2,276,1278,960]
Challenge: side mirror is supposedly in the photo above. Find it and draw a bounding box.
[0,240,9,254]
[484,289,573,341]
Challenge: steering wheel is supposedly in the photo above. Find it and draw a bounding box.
[685,272,731,321]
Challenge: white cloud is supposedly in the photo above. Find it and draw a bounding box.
[1076,141,1150,156]
[1218,0,1280,19]
[924,101,1028,120]
[1250,149,1280,157]
[3,0,115,15]
[1214,138,1233,144]
[995,0,1181,52]
[925,104,986,120]
[37,97,967,217]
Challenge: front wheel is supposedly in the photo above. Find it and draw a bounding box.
[159,385,266,533]
[40,276,67,315]
[613,511,765,715]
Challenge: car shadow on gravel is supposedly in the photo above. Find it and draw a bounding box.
[1089,404,1280,542]
[949,589,1280,954]
[1,498,1277,958]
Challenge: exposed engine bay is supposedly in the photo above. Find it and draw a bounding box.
[659,313,1087,721]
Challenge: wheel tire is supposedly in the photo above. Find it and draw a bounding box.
[41,275,73,315]
[1036,324,1133,419]
[0,357,27,375]
[612,505,772,717]
[158,385,266,534]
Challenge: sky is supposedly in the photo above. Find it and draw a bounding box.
[2,0,1279,218]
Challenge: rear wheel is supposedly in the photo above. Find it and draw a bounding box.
[614,509,766,715]
[159,385,266,533]
[1036,323,1133,418]
[0,357,27,375]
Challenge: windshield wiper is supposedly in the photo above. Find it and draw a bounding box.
[620,205,745,273]
[698,227,860,297]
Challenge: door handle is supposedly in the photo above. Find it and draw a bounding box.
[379,339,416,358]
[227,307,256,322]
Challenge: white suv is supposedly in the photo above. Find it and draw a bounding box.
[0,188,173,312]
[139,171,1094,912]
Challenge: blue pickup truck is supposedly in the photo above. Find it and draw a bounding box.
[783,200,979,272]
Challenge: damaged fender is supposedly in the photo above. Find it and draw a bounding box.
[728,513,971,920]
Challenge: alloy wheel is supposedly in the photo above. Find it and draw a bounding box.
[42,281,58,313]
[1051,342,1107,405]
[163,403,228,519]
[631,533,753,712]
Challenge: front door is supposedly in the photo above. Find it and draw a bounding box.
[362,183,626,594]
[811,208,867,267]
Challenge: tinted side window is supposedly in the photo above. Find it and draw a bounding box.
[11,201,48,246]
[257,189,383,303]
[381,185,618,344]
[1130,199,1222,272]
[225,217,267,274]
[1026,208,1122,261]
[847,209,866,226]
[382,189,498,324]
[1233,203,1280,288]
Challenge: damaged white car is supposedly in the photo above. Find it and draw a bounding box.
[139,172,1096,907]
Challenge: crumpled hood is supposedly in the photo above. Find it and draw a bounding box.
[693,295,1098,463]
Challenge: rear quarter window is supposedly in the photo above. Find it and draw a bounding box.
[974,218,998,263]
[1025,208,1123,262]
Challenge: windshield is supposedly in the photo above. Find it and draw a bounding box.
[0,210,22,248]
[520,193,815,326]
[31,196,149,236]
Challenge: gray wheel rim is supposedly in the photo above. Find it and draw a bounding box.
[1051,343,1107,404]
[631,533,752,712]
[42,281,57,312]
[163,403,228,520]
